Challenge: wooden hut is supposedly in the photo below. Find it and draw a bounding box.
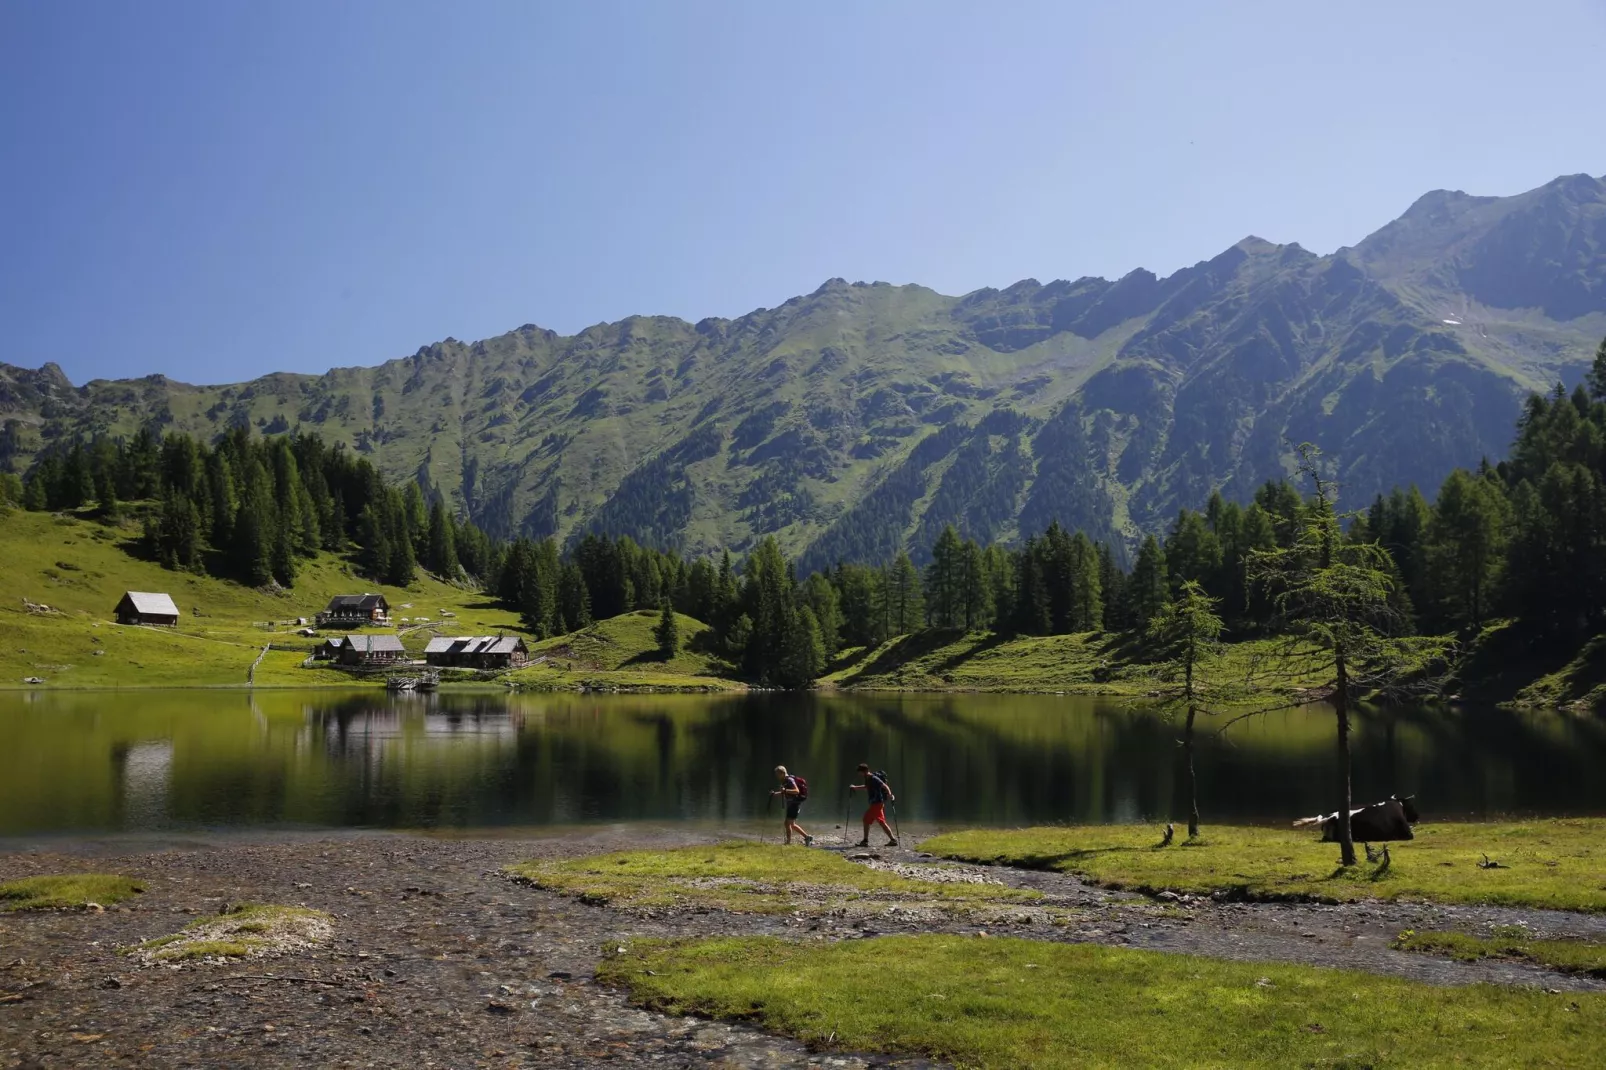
[423,635,529,670]
[336,633,406,667]
[317,594,391,627]
[114,591,180,627]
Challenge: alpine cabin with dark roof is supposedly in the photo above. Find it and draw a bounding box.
[317,594,391,627]
[423,636,530,670]
[114,591,180,627]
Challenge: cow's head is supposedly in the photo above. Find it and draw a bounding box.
[1391,794,1419,823]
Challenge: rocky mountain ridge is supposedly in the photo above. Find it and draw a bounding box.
[3,173,1603,564]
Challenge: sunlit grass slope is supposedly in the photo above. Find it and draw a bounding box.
[0,506,522,688]
[507,609,743,691]
[924,819,1606,912]
[602,934,1606,1069]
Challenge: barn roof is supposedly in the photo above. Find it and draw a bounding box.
[424,636,526,656]
[343,634,405,653]
[120,591,179,617]
[324,593,389,612]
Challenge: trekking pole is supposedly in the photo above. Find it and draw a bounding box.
[844,789,852,845]
[891,800,901,844]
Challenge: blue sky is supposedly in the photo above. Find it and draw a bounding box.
[3,0,1603,385]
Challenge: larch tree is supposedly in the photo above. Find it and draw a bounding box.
[1248,446,1409,868]
[1146,580,1224,840]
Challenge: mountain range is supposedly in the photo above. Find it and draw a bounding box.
[3,173,1604,566]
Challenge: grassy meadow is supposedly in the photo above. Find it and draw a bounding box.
[0,506,731,690]
[923,819,1606,912]
[601,934,1606,1069]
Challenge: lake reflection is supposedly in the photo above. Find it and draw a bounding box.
[2,689,1603,836]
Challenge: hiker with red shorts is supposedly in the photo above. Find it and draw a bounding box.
[850,763,897,847]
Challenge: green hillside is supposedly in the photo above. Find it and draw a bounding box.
[4,173,1602,565]
[0,506,523,688]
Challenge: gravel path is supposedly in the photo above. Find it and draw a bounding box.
[2,827,1601,1068]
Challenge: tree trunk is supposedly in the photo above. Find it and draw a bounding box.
[1334,650,1357,866]
[1184,703,1200,839]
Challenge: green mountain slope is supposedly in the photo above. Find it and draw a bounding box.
[4,174,1603,563]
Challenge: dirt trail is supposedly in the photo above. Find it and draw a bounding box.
[1,828,1600,1068]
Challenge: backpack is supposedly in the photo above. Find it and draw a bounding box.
[791,774,809,800]
[869,771,891,801]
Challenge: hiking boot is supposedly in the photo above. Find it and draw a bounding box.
[885,838,899,847]
[803,834,814,847]
[856,839,870,848]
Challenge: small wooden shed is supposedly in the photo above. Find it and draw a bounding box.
[115,591,180,627]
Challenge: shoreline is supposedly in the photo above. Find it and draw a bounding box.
[4,825,1604,1066]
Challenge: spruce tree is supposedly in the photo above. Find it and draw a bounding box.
[924,524,963,629]
[1424,468,1508,630]
[558,561,591,632]
[427,499,460,579]
[655,597,679,658]
[1126,536,1169,630]
[886,551,924,635]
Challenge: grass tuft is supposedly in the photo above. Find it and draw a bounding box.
[922,819,1606,912]
[508,842,1038,915]
[0,873,143,911]
[1394,928,1606,978]
[602,934,1606,1069]
[127,902,332,963]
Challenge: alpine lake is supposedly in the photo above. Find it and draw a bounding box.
[3,689,1603,840]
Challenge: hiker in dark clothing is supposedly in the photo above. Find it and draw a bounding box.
[849,763,897,847]
[772,765,813,846]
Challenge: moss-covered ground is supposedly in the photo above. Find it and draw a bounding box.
[128,903,333,963]
[1393,926,1606,979]
[601,934,1606,1069]
[923,819,1606,912]
[0,873,144,911]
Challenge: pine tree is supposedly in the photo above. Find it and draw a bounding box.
[1068,531,1103,631]
[800,572,843,658]
[232,460,278,587]
[924,525,964,629]
[558,561,591,632]
[958,539,991,632]
[1424,468,1509,630]
[886,551,924,635]
[154,490,202,571]
[1588,334,1606,401]
[1125,536,1169,630]
[426,499,460,579]
[655,597,680,658]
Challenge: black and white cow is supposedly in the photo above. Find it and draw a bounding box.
[1293,795,1418,842]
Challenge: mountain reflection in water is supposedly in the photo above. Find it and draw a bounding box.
[2,690,1603,836]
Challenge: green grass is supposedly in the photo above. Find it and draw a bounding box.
[0,507,522,689]
[508,609,744,691]
[0,873,144,911]
[824,629,1324,700]
[1394,927,1606,978]
[507,842,1038,914]
[600,934,1606,1069]
[923,819,1606,912]
[128,903,332,962]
